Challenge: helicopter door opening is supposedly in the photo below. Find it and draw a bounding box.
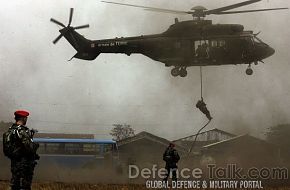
[194,40,209,59]
[209,39,227,61]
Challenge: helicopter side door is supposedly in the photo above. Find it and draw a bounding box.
[208,39,227,61]
[225,37,251,63]
[192,39,227,63]
[194,40,210,59]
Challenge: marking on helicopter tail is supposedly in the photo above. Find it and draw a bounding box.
[97,41,128,47]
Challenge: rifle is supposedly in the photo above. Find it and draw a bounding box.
[29,128,40,160]
[30,128,38,137]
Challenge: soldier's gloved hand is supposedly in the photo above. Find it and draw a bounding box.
[34,142,39,149]
[32,142,39,152]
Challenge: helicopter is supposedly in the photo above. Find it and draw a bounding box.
[50,0,288,77]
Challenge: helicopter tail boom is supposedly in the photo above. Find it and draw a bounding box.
[62,29,100,60]
[51,8,101,60]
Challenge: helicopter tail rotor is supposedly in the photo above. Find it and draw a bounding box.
[50,8,89,44]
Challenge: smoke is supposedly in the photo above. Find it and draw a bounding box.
[0,0,290,140]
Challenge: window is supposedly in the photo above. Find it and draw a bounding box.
[211,40,226,47]
[218,40,226,47]
[83,143,96,152]
[211,40,218,47]
[253,36,265,44]
[38,143,46,154]
[46,143,61,154]
[103,144,113,153]
[35,140,117,156]
[65,143,82,154]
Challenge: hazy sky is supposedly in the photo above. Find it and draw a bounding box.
[0,0,289,140]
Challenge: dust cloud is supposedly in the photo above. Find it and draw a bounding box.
[0,0,289,140]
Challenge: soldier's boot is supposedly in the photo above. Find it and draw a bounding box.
[172,170,177,182]
[11,186,21,190]
[201,108,212,120]
[10,177,20,190]
[206,112,213,120]
[163,168,170,182]
[21,176,33,190]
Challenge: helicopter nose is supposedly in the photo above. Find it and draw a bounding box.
[266,46,275,57]
[255,44,275,60]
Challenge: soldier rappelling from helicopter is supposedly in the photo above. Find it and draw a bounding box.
[196,98,212,120]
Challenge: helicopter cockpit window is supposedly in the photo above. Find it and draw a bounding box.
[253,36,265,44]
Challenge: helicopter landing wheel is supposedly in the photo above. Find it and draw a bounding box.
[179,67,188,77]
[246,67,253,75]
[171,67,180,77]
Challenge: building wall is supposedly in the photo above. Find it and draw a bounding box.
[174,129,235,152]
[202,136,281,168]
[118,138,168,168]
[176,129,234,142]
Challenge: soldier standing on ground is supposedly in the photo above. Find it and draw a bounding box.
[2,110,39,190]
[163,143,180,182]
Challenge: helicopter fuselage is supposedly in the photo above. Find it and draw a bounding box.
[60,19,275,76]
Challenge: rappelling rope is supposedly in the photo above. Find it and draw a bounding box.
[200,66,203,100]
[187,66,212,155]
[188,119,211,155]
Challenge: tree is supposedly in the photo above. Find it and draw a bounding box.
[110,124,135,141]
[266,124,290,160]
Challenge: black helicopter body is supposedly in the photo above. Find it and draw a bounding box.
[51,0,288,77]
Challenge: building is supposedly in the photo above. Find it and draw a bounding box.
[117,131,187,168]
[35,133,94,139]
[201,134,281,168]
[173,128,236,153]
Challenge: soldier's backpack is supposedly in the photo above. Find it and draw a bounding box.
[2,126,21,159]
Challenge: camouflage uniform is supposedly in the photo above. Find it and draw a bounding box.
[163,145,180,181]
[9,124,39,190]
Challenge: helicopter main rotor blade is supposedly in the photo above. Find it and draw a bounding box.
[73,24,90,30]
[205,0,261,15]
[101,1,191,15]
[68,8,74,26]
[144,8,191,15]
[50,18,66,27]
[214,8,289,15]
[53,34,63,44]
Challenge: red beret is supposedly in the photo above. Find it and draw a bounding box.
[14,110,30,117]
